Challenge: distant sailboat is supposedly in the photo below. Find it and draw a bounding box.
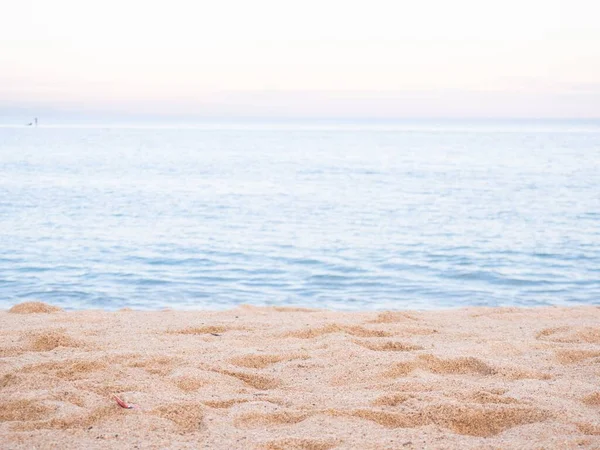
[26,118,38,127]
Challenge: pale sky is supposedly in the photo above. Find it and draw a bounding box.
[1,0,599,118]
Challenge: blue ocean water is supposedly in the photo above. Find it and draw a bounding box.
[0,120,599,311]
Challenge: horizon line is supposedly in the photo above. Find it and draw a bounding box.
[2,114,600,122]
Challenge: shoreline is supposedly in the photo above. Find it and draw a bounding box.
[4,301,592,313]
[1,302,599,449]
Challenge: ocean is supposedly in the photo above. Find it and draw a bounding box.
[1,120,599,310]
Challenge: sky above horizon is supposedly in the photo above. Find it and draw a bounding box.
[2,0,600,119]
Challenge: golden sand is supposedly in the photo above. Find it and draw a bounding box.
[1,303,600,449]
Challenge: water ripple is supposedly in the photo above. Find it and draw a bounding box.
[1,123,599,310]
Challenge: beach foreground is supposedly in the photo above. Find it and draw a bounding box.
[1,303,600,449]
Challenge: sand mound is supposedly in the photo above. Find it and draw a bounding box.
[583,393,600,406]
[467,391,520,405]
[384,361,416,377]
[230,354,286,368]
[152,403,204,433]
[220,370,280,390]
[383,355,496,378]
[0,400,54,421]
[28,330,81,351]
[128,355,180,376]
[258,438,337,450]
[555,349,600,364]
[171,325,229,335]
[173,375,207,391]
[286,324,392,339]
[344,404,548,437]
[537,326,600,344]
[369,311,419,323]
[22,360,106,380]
[0,373,19,388]
[8,302,62,314]
[354,340,423,352]
[429,404,549,437]
[371,393,412,406]
[578,423,600,435]
[203,398,250,408]
[418,354,496,375]
[235,411,310,428]
[14,406,120,431]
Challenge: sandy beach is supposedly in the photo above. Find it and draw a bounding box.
[1,302,600,449]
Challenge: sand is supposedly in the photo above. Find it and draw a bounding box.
[1,302,600,449]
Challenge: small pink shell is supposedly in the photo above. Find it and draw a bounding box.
[113,394,136,409]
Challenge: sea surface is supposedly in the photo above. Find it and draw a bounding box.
[1,120,599,311]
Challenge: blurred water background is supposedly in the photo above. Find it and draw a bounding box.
[1,120,598,310]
